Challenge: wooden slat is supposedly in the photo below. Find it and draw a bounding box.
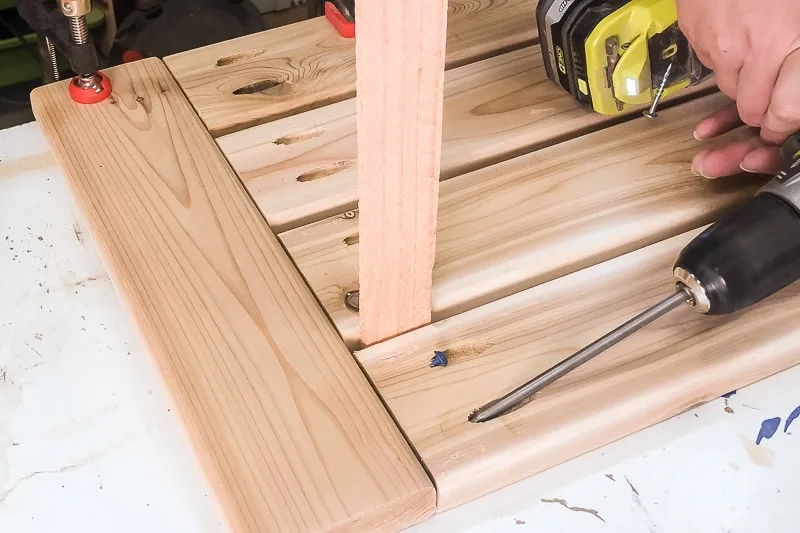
[355,0,448,345]
[164,0,537,137]
[355,226,800,510]
[278,93,765,349]
[30,58,435,533]
[219,46,715,233]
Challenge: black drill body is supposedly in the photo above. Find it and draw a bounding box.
[675,132,800,315]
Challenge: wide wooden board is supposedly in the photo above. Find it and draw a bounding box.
[30,58,434,533]
[164,0,538,137]
[219,46,716,232]
[279,93,765,349]
[356,227,800,509]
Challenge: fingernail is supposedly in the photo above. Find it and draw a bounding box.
[741,154,758,173]
[698,164,716,179]
[693,130,702,141]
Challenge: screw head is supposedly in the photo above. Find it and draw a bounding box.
[343,211,356,219]
[344,290,359,311]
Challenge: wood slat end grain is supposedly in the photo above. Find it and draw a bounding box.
[30,57,435,533]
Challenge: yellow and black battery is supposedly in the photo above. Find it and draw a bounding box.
[537,0,712,115]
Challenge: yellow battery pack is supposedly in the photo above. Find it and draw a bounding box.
[537,0,711,116]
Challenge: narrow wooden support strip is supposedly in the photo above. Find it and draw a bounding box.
[279,93,764,349]
[219,46,715,233]
[164,0,537,137]
[355,0,448,346]
[31,58,435,533]
[356,227,800,510]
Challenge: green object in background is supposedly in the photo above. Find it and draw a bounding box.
[0,6,105,88]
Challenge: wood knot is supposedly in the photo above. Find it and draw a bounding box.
[273,127,325,145]
[296,160,355,182]
[216,49,266,66]
[233,79,285,95]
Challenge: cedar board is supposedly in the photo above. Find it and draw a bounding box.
[30,58,435,533]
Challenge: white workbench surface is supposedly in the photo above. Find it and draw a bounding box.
[2,120,799,533]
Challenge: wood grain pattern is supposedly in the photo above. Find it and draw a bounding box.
[219,46,715,233]
[164,0,537,137]
[278,93,765,349]
[355,0,448,346]
[30,58,435,533]
[355,226,800,509]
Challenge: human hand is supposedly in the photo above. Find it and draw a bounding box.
[690,49,800,178]
[677,0,800,128]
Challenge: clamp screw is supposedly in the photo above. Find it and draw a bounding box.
[60,0,91,42]
[40,36,60,83]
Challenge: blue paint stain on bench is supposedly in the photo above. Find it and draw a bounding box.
[756,417,781,445]
[784,406,800,433]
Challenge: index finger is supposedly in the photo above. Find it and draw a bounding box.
[761,48,800,145]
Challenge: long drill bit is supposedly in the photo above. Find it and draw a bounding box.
[468,288,690,424]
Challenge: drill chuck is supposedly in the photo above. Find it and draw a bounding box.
[673,132,800,315]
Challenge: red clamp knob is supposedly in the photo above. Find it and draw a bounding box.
[325,1,354,39]
[69,72,113,104]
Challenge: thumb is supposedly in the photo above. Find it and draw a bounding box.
[761,48,800,146]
